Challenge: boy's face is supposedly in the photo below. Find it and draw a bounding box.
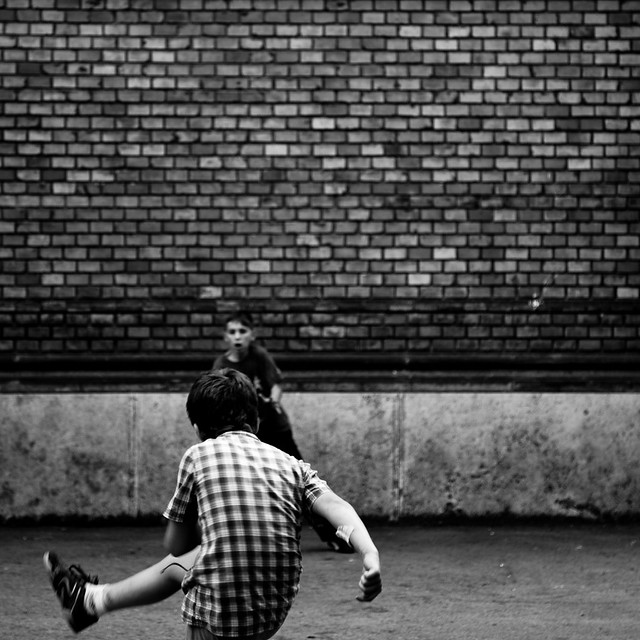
[224,320,254,357]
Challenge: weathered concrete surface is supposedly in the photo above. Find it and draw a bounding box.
[1,392,639,520]
[400,393,640,519]
[0,394,134,518]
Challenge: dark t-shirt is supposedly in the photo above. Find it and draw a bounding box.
[213,344,290,437]
[212,343,283,399]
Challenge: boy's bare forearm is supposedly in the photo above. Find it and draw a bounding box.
[311,492,378,556]
[312,491,382,601]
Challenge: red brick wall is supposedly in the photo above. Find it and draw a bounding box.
[1,1,639,363]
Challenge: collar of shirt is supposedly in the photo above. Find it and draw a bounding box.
[216,430,259,441]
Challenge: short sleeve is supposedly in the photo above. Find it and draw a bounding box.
[163,448,196,523]
[299,461,331,511]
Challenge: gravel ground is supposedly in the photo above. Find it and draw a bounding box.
[2,522,640,640]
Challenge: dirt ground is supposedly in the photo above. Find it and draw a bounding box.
[2,521,640,639]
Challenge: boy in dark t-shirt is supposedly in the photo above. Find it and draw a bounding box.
[212,312,352,553]
[213,314,300,457]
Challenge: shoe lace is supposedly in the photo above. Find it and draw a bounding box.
[68,563,99,585]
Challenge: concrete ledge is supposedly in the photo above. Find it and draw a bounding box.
[1,391,639,522]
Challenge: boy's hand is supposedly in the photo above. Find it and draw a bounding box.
[357,552,382,602]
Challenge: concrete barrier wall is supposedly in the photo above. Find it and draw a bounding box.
[2,392,639,521]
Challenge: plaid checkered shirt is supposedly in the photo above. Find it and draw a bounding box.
[163,430,330,638]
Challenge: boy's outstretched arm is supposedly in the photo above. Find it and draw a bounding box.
[311,491,382,602]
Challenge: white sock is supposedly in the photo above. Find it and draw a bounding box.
[83,583,108,617]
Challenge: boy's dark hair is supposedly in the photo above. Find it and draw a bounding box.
[186,369,259,439]
[224,312,254,330]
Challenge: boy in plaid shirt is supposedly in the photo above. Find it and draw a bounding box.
[44,369,382,640]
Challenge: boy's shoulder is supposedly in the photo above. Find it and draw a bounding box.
[241,343,276,366]
[250,342,271,357]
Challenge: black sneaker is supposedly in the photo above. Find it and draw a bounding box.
[43,551,100,633]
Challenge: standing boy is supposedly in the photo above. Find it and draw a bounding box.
[212,312,351,552]
[212,312,300,457]
[44,369,382,639]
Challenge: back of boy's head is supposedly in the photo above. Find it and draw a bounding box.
[186,369,258,439]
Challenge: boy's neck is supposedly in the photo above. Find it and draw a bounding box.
[215,424,256,437]
[227,346,249,363]
[226,351,243,363]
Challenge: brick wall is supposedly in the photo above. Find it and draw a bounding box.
[1,1,639,367]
